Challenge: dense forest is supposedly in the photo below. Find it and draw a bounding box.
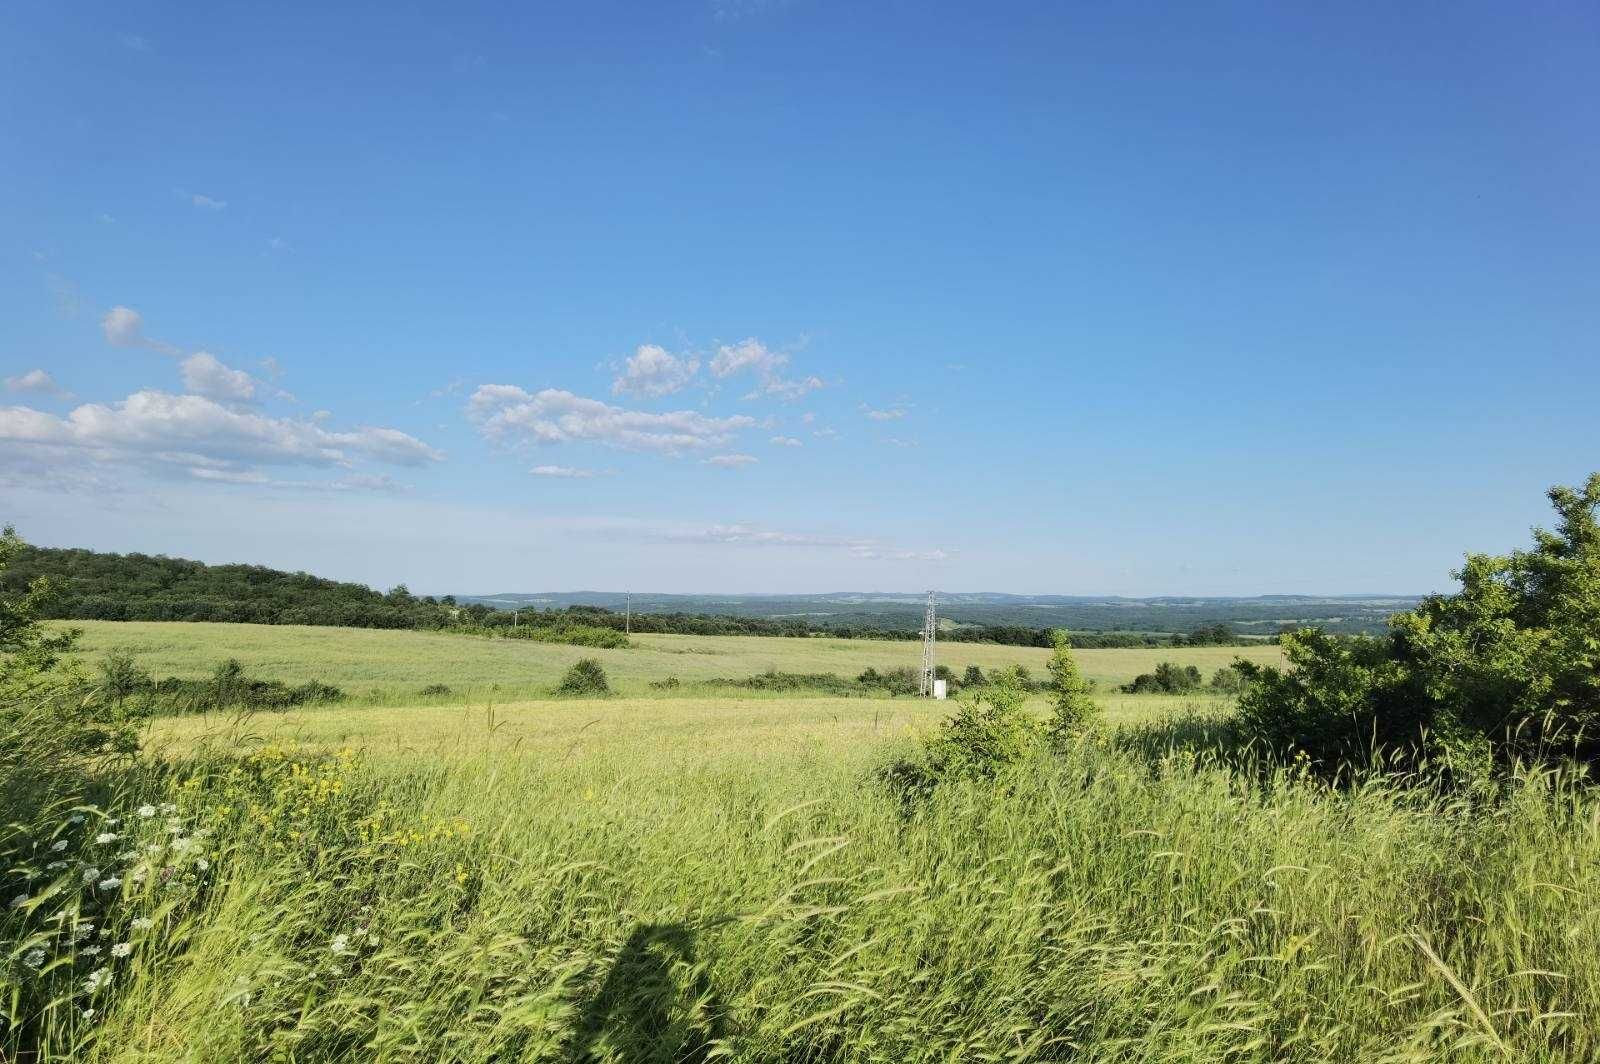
[3,542,1272,647]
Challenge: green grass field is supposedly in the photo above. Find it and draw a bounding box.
[12,623,1598,1061]
[67,620,1283,702]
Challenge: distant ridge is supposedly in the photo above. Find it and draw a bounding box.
[458,591,1419,636]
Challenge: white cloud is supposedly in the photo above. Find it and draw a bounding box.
[0,391,442,472]
[530,465,605,478]
[467,386,755,454]
[703,453,757,468]
[863,405,906,421]
[266,237,290,252]
[4,369,69,397]
[769,435,802,447]
[190,193,227,211]
[102,306,146,348]
[708,338,823,401]
[611,344,700,398]
[180,353,256,403]
[812,427,839,439]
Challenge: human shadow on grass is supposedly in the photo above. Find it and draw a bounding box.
[569,922,728,1064]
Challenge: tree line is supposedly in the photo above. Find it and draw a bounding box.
[2,543,1274,647]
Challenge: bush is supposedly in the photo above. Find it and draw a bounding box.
[706,671,861,696]
[1045,631,1100,737]
[856,666,920,696]
[556,658,611,696]
[419,683,453,697]
[1208,664,1250,695]
[1237,474,1600,774]
[1122,662,1203,695]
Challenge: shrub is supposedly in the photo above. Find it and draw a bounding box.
[1237,473,1600,774]
[706,671,860,696]
[1208,664,1250,695]
[1044,630,1100,737]
[649,676,681,690]
[856,666,920,696]
[556,658,611,696]
[1122,662,1203,695]
[419,683,453,697]
[922,677,1047,783]
[961,664,986,687]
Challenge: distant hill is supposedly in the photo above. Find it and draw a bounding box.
[3,544,454,629]
[459,591,1419,636]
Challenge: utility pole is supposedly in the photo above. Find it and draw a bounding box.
[512,609,519,631]
[918,590,937,697]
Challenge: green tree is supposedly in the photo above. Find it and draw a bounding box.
[1044,630,1099,737]
[1237,474,1600,772]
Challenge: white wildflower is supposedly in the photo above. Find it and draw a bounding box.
[329,934,350,955]
[111,943,132,958]
[9,894,28,909]
[75,924,95,940]
[83,967,110,993]
[46,860,67,871]
[131,917,154,931]
[24,949,46,969]
[50,839,68,852]
[171,837,196,853]
[81,868,100,885]
[69,814,85,825]
[159,803,176,814]
[195,857,210,871]
[95,832,118,845]
[136,805,156,819]
[81,945,102,957]
[98,877,122,892]
[81,1008,95,1020]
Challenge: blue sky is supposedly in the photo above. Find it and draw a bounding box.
[2,1,1596,595]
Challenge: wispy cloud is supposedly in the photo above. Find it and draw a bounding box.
[4,369,71,399]
[188,192,227,211]
[664,521,949,562]
[709,338,823,401]
[468,385,755,455]
[530,465,609,478]
[703,453,758,468]
[862,404,906,421]
[769,435,802,447]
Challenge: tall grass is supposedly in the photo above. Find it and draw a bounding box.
[13,720,1596,1061]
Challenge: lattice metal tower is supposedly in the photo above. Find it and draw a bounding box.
[918,590,937,697]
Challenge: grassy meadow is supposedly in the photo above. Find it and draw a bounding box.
[9,622,1598,1061]
[66,620,1282,702]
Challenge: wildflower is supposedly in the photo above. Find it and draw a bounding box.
[84,967,110,993]
[159,803,176,815]
[81,1008,95,1020]
[95,832,118,845]
[81,945,102,957]
[137,805,156,819]
[24,949,45,969]
[330,934,350,955]
[9,893,28,909]
[171,837,196,853]
[196,857,210,871]
[111,943,132,958]
[131,917,154,931]
[69,814,85,825]
[51,839,68,852]
[98,877,122,892]
[81,867,100,885]
[47,860,67,871]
